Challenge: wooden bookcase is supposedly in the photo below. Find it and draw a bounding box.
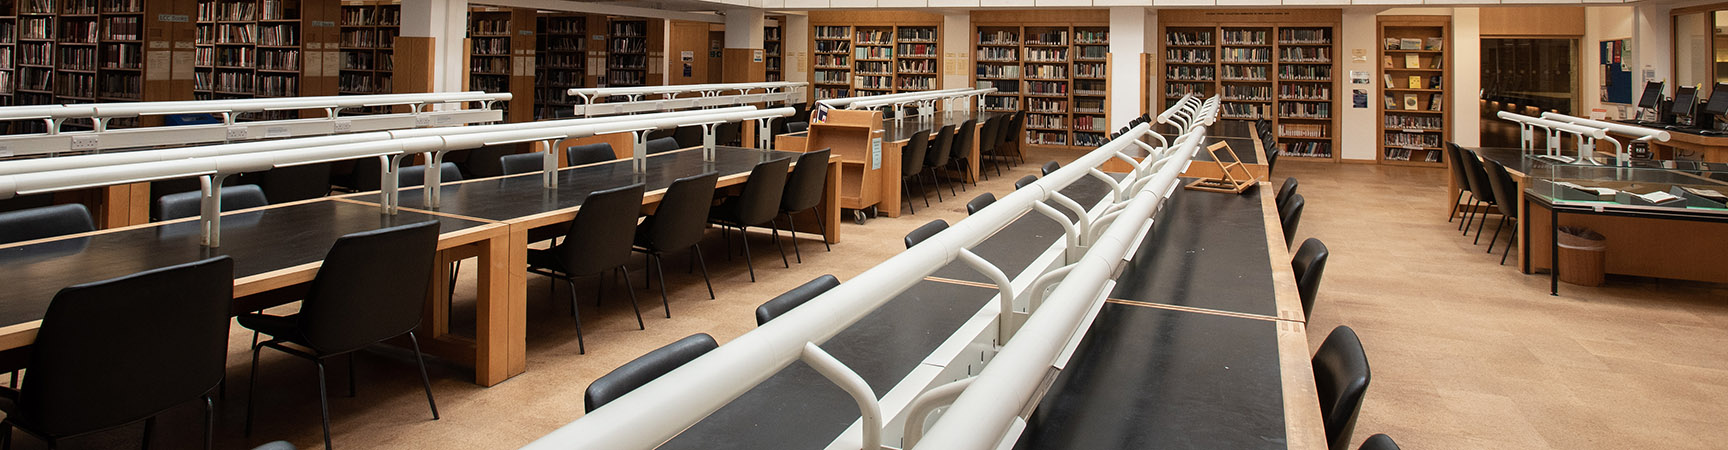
[764,17,781,82]
[0,0,15,107]
[534,12,583,119]
[0,0,190,132]
[809,11,945,102]
[1157,9,1341,161]
[338,0,397,104]
[192,0,334,118]
[973,10,1110,149]
[466,6,532,122]
[1377,16,1450,167]
[605,16,645,87]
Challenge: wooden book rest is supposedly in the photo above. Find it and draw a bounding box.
[1184,141,1258,194]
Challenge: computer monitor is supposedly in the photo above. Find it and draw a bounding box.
[1704,83,1728,117]
[1637,81,1666,109]
[1671,85,1699,116]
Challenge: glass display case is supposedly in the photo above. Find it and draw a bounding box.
[1530,157,1728,215]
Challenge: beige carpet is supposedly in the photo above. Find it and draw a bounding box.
[33,153,1728,449]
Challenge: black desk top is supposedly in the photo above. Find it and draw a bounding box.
[0,200,489,328]
[394,147,801,221]
[1109,182,1277,317]
[882,111,1011,143]
[659,280,994,450]
[1472,146,1728,186]
[1015,304,1287,450]
[929,174,1115,284]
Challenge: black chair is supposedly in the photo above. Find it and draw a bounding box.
[997,113,1022,166]
[1483,159,1520,265]
[1458,149,1498,242]
[1003,112,1026,165]
[499,153,544,175]
[584,333,718,413]
[526,184,648,354]
[398,162,464,188]
[948,119,977,188]
[1014,175,1038,190]
[716,122,742,147]
[672,126,703,149]
[0,204,94,245]
[1276,177,1299,211]
[1313,326,1371,450]
[780,149,833,263]
[785,121,809,134]
[904,219,948,248]
[711,157,792,281]
[1292,238,1329,320]
[966,193,995,215]
[0,256,232,450]
[156,184,270,221]
[567,142,617,166]
[755,274,840,325]
[924,125,957,200]
[646,136,682,155]
[1444,143,1474,224]
[241,221,443,450]
[976,118,1003,179]
[900,130,933,213]
[253,163,332,203]
[1280,193,1305,248]
[1359,434,1399,450]
[634,172,720,316]
[1041,161,1060,176]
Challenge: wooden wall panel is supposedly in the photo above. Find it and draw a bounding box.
[394,36,436,94]
[723,48,765,83]
[668,20,713,85]
[1481,6,1584,36]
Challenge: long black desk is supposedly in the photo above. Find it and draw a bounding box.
[882,111,1013,143]
[928,174,1115,284]
[1016,183,1324,449]
[659,280,995,450]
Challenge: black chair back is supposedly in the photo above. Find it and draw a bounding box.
[298,221,441,354]
[733,157,792,226]
[1280,193,1305,247]
[568,142,618,166]
[0,204,94,245]
[1445,143,1472,194]
[672,126,703,149]
[499,153,543,175]
[18,256,232,437]
[785,121,809,134]
[1015,175,1038,190]
[1359,434,1400,450]
[157,184,270,221]
[1484,160,1519,219]
[904,219,948,248]
[996,115,1016,148]
[646,137,682,155]
[978,118,1000,155]
[926,125,956,167]
[1459,149,1495,205]
[756,274,839,325]
[966,193,996,215]
[951,120,977,162]
[1277,177,1299,210]
[585,333,718,412]
[902,130,931,178]
[1313,326,1372,450]
[783,149,832,213]
[645,172,720,251]
[399,162,464,188]
[716,122,742,147]
[1007,112,1025,144]
[555,184,646,275]
[255,163,332,203]
[1041,161,1060,176]
[1292,238,1329,319]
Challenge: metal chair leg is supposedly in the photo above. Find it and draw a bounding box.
[738,225,756,282]
[691,245,715,299]
[316,360,332,450]
[244,344,262,437]
[784,213,802,264]
[619,265,644,329]
[653,254,671,317]
[1449,190,1465,223]
[902,179,916,215]
[141,416,154,450]
[768,218,789,268]
[915,173,931,207]
[1487,217,1506,253]
[1463,199,1480,235]
[812,208,831,252]
[1474,209,1491,244]
[562,278,585,353]
[1501,221,1516,265]
[203,395,215,450]
[406,331,440,420]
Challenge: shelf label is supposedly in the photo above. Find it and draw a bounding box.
[1400,145,1421,150]
[415,115,433,127]
[265,126,291,138]
[435,115,455,126]
[0,144,10,157]
[157,14,189,22]
[71,135,99,150]
[1403,128,1422,133]
[312,20,336,27]
[334,120,353,133]
[871,137,881,170]
[227,126,248,140]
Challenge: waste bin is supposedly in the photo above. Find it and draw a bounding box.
[1557,227,1606,287]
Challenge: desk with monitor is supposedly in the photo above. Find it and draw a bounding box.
[1617,81,1728,161]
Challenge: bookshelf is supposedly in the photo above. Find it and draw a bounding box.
[339,0,398,103]
[808,12,944,102]
[534,12,583,119]
[1377,16,1449,167]
[466,7,531,122]
[812,24,849,100]
[605,16,645,87]
[894,25,936,93]
[764,18,780,82]
[16,0,54,109]
[972,10,1109,149]
[0,0,14,106]
[1157,9,1340,161]
[189,0,317,119]
[852,25,892,96]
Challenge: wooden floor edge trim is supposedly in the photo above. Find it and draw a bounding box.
[923,276,1000,289]
[1103,298,1284,322]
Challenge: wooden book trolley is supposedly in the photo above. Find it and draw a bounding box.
[1185,141,1258,194]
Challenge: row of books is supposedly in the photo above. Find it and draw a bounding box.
[1279,65,1331,80]
[1279,47,1329,62]
[1027,113,1066,129]
[977,47,1016,62]
[855,61,890,75]
[1026,97,1065,113]
[1384,131,1441,148]
[854,47,891,60]
[1383,148,1441,162]
[1280,142,1332,158]
[854,29,891,45]
[1222,84,1271,101]
[1279,83,1330,100]
[1166,48,1212,63]
[815,26,849,40]
[1278,28,1331,45]
[1025,48,1066,63]
[1384,114,1442,129]
[897,77,932,90]
[341,6,401,27]
[1166,66,1215,81]
[609,21,646,38]
[897,59,935,74]
[1220,48,1270,63]
[1278,123,1328,138]
[1075,62,1105,78]
[1167,31,1213,46]
[338,72,392,93]
[1073,114,1106,132]
[1277,102,1330,119]
[1025,30,1068,46]
[815,40,849,53]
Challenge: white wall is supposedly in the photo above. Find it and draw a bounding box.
[1450,7,1480,148]
[786,15,810,84]
[1583,6,1636,117]
[1109,7,1151,130]
[944,13,972,90]
[1338,9,1380,161]
[400,0,468,95]
[725,9,767,49]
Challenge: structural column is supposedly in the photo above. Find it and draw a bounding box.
[1109,7,1151,131]
[723,9,767,83]
[400,0,469,97]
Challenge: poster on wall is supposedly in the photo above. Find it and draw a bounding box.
[1600,39,1633,104]
[1353,89,1368,109]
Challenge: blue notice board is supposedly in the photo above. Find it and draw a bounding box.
[1601,39,1633,104]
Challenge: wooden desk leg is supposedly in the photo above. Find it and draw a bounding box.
[880,141,904,218]
[823,159,842,244]
[474,228,527,386]
[967,123,982,183]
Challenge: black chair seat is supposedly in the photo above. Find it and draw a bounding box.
[235,313,308,347]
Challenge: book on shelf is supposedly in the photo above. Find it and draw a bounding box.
[1425,38,1442,51]
[1382,55,1392,68]
[1383,93,1396,109]
[1403,94,1417,110]
[1428,94,1442,111]
[1408,76,1420,89]
[1383,74,1393,86]
[1399,38,1421,50]
[1405,54,1419,68]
